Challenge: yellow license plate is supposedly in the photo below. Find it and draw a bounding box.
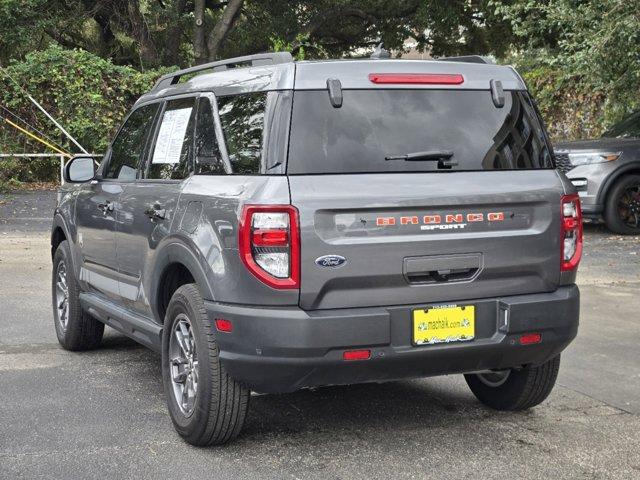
[412,305,475,345]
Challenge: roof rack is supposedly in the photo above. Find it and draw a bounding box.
[438,55,495,65]
[151,52,294,91]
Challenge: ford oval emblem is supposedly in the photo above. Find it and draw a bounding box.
[315,255,347,268]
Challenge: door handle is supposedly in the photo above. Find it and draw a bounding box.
[145,204,166,220]
[97,201,114,214]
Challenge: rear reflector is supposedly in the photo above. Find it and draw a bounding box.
[215,318,233,332]
[343,349,371,361]
[368,73,464,85]
[520,333,542,345]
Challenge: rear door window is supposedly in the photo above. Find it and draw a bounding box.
[194,97,226,175]
[147,97,196,180]
[287,89,553,174]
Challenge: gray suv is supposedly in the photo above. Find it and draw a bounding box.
[51,52,581,446]
[555,111,640,234]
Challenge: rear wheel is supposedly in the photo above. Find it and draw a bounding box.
[162,284,250,446]
[464,355,560,411]
[604,174,640,235]
[52,240,104,350]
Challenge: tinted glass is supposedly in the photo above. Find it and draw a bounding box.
[287,89,553,174]
[147,97,196,180]
[217,93,266,174]
[104,104,158,180]
[602,111,640,138]
[194,97,225,175]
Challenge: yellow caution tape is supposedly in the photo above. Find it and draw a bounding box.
[3,117,71,157]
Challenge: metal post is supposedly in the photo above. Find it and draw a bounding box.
[60,154,65,185]
[27,94,89,154]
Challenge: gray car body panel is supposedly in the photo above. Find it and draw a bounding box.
[555,137,640,216]
[53,55,579,391]
[289,170,563,310]
[294,59,525,91]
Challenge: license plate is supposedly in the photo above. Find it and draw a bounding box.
[412,305,475,345]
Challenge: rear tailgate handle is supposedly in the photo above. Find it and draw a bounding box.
[404,253,482,284]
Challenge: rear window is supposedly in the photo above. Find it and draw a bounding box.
[287,89,553,174]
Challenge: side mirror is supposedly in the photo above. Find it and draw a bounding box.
[64,156,97,183]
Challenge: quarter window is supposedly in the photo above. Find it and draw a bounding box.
[217,93,267,174]
[147,97,196,180]
[104,104,158,180]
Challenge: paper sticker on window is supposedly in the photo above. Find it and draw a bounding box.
[152,107,192,164]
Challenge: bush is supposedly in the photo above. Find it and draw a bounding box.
[1,45,170,183]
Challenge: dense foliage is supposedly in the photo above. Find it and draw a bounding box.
[494,0,640,139]
[0,0,639,187]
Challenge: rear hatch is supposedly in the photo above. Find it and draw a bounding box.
[286,85,563,310]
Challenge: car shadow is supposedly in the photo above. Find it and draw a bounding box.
[242,380,503,440]
[92,330,509,440]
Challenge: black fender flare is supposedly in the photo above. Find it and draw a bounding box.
[149,240,216,321]
[597,162,640,206]
[51,213,74,256]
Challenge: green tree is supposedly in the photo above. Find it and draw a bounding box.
[494,0,640,138]
[1,0,516,69]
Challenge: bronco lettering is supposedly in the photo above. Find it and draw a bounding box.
[376,212,505,227]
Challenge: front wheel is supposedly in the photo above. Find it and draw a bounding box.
[162,284,250,446]
[604,174,640,235]
[52,240,104,351]
[464,355,561,411]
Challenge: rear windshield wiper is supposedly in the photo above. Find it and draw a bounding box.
[385,150,457,168]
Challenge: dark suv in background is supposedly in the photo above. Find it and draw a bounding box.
[52,52,581,446]
[555,111,640,234]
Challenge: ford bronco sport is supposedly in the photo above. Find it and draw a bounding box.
[52,52,581,446]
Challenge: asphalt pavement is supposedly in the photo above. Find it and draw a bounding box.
[1,190,639,479]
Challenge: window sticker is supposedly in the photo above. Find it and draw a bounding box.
[152,107,192,164]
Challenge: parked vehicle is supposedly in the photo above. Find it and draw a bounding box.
[51,52,581,446]
[555,111,640,234]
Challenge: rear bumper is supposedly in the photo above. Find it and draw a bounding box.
[206,285,579,393]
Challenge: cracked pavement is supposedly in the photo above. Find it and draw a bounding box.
[0,191,639,479]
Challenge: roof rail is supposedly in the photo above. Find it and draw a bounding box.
[438,55,495,65]
[151,52,294,91]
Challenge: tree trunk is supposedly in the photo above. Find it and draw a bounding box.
[127,0,158,69]
[165,0,187,66]
[206,0,244,61]
[193,0,208,64]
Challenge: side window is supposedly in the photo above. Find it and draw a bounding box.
[194,97,225,175]
[217,92,267,174]
[104,104,158,180]
[147,97,196,180]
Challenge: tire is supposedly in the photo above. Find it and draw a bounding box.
[604,174,640,235]
[464,355,561,411]
[161,284,249,446]
[52,240,104,351]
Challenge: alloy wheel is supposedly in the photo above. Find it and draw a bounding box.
[476,370,511,388]
[169,314,199,417]
[55,261,69,332]
[617,182,640,230]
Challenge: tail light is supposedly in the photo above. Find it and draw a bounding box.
[368,73,464,85]
[239,205,300,289]
[560,194,583,271]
